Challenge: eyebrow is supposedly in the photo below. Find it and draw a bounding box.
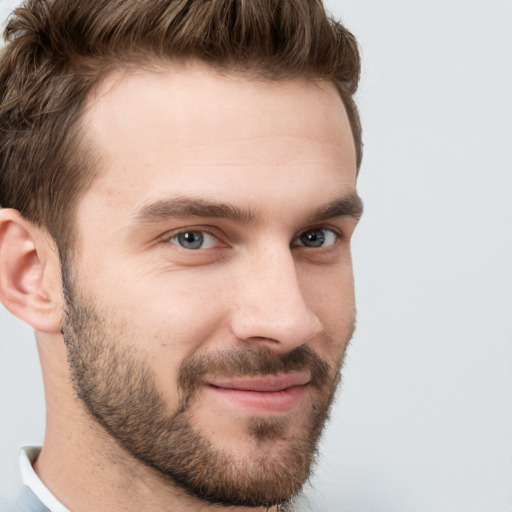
[131,192,363,226]
[132,196,256,225]
[307,193,363,224]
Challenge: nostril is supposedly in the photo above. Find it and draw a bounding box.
[230,302,322,349]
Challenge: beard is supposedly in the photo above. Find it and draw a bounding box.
[61,268,350,509]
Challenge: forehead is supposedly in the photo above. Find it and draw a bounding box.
[78,62,357,224]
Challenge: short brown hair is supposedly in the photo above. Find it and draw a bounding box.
[0,0,362,254]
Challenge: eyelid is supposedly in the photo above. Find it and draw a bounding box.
[162,226,225,248]
[292,226,343,248]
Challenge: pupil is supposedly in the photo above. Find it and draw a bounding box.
[180,231,203,249]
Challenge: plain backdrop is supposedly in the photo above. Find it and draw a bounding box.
[1,0,511,511]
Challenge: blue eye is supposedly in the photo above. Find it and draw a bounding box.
[169,231,217,250]
[297,229,337,248]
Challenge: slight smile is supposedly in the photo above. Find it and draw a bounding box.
[205,373,311,414]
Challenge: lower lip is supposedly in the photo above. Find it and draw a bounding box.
[206,384,308,414]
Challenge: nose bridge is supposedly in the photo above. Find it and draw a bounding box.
[231,243,322,348]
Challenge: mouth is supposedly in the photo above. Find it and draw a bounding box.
[204,373,310,414]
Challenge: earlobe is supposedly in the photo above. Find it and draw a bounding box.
[0,209,63,333]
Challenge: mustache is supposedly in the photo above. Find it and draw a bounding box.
[177,345,334,407]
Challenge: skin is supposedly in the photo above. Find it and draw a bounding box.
[0,62,360,511]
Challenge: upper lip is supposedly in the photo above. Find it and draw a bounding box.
[206,372,310,392]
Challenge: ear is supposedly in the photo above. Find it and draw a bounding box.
[0,209,63,333]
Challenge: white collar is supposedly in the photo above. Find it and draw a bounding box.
[20,446,70,512]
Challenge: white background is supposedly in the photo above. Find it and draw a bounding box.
[1,0,511,510]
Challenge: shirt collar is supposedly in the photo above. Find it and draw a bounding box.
[20,446,70,512]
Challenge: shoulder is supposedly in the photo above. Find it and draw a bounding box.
[0,485,51,512]
[284,493,314,512]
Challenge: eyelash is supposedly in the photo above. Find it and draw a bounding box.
[164,226,343,250]
[292,227,341,248]
[167,229,220,250]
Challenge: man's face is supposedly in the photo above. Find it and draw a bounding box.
[62,64,360,508]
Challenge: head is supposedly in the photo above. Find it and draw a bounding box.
[0,0,362,509]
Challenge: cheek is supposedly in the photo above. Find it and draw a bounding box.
[299,262,355,363]
[93,260,231,337]
[85,268,232,405]
[301,262,355,324]
[131,284,228,359]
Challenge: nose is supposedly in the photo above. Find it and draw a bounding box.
[230,246,322,351]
